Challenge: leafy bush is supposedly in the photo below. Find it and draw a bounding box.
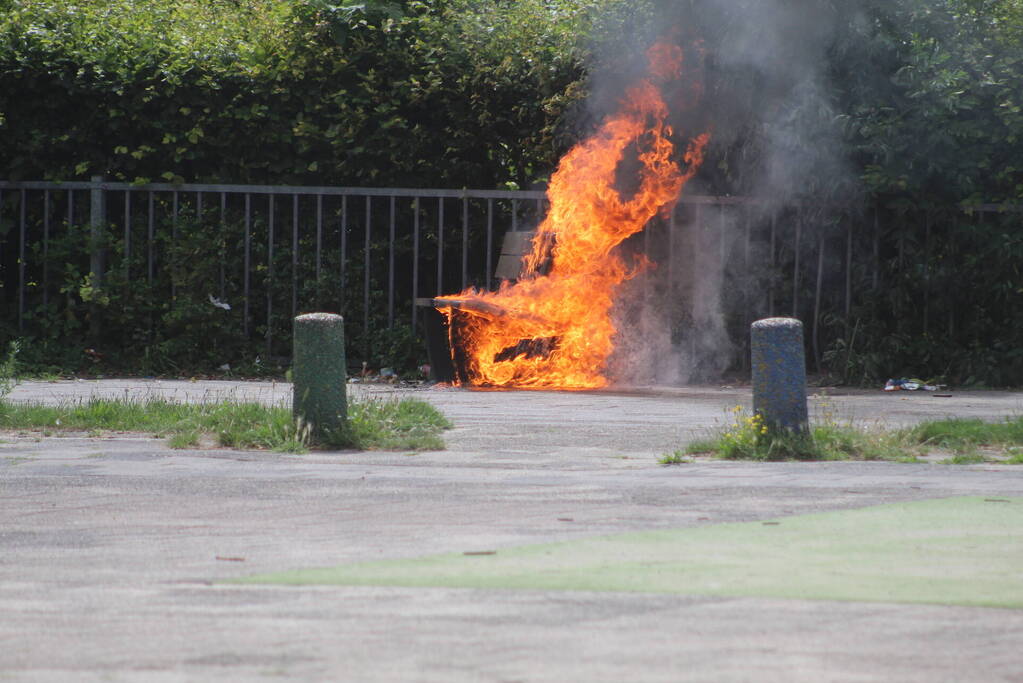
[0,0,616,188]
[0,340,19,400]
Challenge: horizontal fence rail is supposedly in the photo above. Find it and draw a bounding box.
[1,178,1020,378]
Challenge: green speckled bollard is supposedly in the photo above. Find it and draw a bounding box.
[751,317,809,433]
[293,313,347,437]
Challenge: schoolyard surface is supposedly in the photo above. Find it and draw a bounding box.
[2,379,1022,681]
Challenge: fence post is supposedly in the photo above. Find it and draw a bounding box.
[293,313,348,439]
[751,317,809,433]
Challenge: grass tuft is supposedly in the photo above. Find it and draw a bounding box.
[683,407,1023,464]
[343,398,453,451]
[908,417,1023,453]
[167,431,200,449]
[659,451,692,465]
[941,452,987,465]
[0,396,450,453]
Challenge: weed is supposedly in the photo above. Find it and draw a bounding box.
[659,451,691,465]
[683,438,720,455]
[941,453,988,465]
[686,405,914,462]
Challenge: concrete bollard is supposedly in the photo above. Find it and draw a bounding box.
[293,313,347,437]
[751,317,809,433]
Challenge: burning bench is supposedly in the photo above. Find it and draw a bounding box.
[418,229,545,384]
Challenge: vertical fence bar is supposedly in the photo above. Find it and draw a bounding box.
[742,206,751,369]
[769,212,777,317]
[147,188,154,337]
[813,233,825,373]
[219,192,226,300]
[292,193,299,321]
[668,204,677,296]
[315,194,323,284]
[340,195,348,295]
[412,197,420,326]
[792,210,801,318]
[197,192,205,307]
[171,190,178,301]
[90,176,105,288]
[845,219,853,322]
[43,190,50,309]
[388,196,395,328]
[718,204,726,352]
[691,203,702,361]
[123,190,131,283]
[147,191,154,287]
[436,197,444,296]
[364,195,372,356]
[511,199,518,232]
[872,206,880,290]
[923,210,931,335]
[948,212,956,339]
[643,210,652,305]
[641,208,652,350]
[461,196,469,290]
[18,189,26,331]
[0,191,4,302]
[898,219,905,269]
[243,193,251,338]
[89,177,106,339]
[485,199,494,291]
[267,194,275,359]
[693,202,703,280]
[718,203,726,264]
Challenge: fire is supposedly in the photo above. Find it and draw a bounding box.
[437,40,709,389]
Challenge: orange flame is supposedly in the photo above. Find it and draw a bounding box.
[438,41,710,389]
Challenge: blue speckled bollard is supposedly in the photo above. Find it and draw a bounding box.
[293,313,347,437]
[751,317,809,433]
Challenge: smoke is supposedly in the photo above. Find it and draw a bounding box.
[700,1,864,202]
[599,0,865,386]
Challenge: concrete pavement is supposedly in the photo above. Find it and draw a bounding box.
[2,380,1023,681]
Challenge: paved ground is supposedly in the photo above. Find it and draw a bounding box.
[2,380,1023,681]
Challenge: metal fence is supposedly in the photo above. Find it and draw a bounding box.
[1,177,1020,374]
[0,178,550,362]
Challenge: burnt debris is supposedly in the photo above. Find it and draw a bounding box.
[493,336,559,363]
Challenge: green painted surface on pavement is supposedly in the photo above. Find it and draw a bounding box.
[235,496,1023,608]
